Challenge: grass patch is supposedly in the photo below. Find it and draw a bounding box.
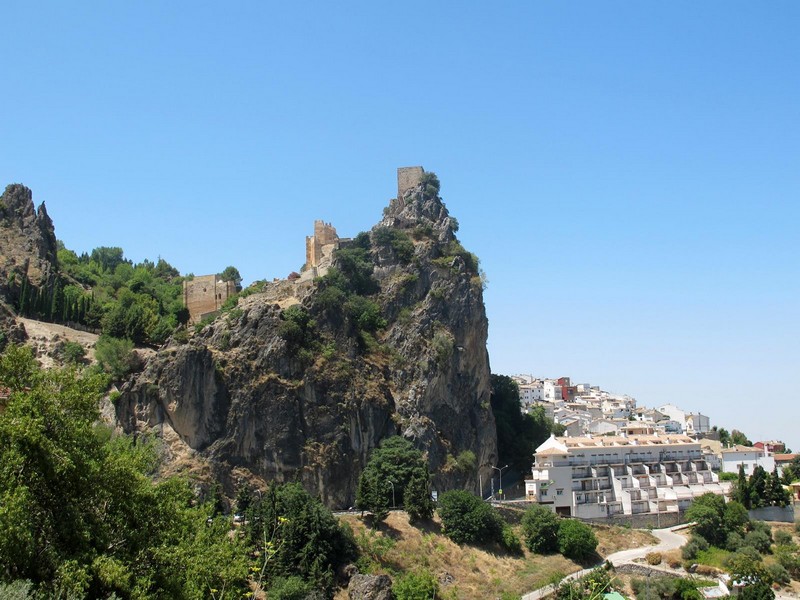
[695,546,732,570]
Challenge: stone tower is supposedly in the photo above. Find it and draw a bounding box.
[305,220,339,270]
[397,166,424,200]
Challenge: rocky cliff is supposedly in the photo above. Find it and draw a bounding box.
[0,184,59,346]
[117,175,497,506]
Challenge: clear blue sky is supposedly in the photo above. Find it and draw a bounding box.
[2,2,798,449]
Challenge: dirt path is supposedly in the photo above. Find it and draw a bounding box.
[16,317,99,367]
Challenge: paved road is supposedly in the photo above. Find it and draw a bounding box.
[521,525,689,600]
[604,526,688,566]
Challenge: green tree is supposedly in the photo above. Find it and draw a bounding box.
[557,519,598,562]
[436,490,502,545]
[723,501,750,536]
[728,551,775,600]
[220,266,242,289]
[521,505,560,554]
[356,468,391,522]
[491,374,561,473]
[732,429,753,447]
[735,463,751,508]
[356,437,430,523]
[244,482,357,594]
[0,346,250,598]
[404,470,435,523]
[749,466,769,509]
[766,468,790,507]
[685,492,727,546]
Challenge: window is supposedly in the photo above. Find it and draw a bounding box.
[556,489,564,496]
[541,490,548,497]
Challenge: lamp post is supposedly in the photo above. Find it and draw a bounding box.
[387,480,395,509]
[492,464,508,501]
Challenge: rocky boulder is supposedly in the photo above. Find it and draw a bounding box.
[348,574,394,600]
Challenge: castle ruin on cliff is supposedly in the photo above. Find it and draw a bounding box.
[183,167,427,317]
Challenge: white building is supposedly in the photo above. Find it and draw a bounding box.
[657,404,687,425]
[543,380,563,402]
[525,434,729,519]
[721,445,775,475]
[685,412,711,435]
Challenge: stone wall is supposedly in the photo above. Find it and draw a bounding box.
[183,275,237,323]
[397,166,424,200]
[748,505,795,523]
[578,510,685,529]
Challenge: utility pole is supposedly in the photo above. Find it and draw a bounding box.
[492,464,508,501]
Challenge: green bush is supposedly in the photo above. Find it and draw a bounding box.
[726,531,745,552]
[767,562,790,585]
[345,295,386,332]
[431,329,454,366]
[265,576,315,600]
[557,519,598,562]
[278,305,315,353]
[682,534,710,560]
[521,505,560,554]
[775,546,800,577]
[557,567,614,600]
[61,341,86,364]
[437,490,502,545]
[94,335,137,381]
[393,569,440,600]
[774,530,793,546]
[501,523,523,555]
[373,227,414,263]
[744,529,772,554]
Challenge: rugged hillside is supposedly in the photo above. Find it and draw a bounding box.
[0,184,59,346]
[117,174,498,506]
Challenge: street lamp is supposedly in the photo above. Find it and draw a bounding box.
[387,480,395,509]
[492,464,508,501]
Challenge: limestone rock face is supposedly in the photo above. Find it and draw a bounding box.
[347,574,393,600]
[117,179,497,506]
[0,184,59,344]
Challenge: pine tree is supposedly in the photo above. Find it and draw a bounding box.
[404,469,434,523]
[736,463,751,508]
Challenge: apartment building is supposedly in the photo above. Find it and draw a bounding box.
[525,434,728,519]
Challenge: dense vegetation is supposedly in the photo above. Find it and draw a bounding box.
[355,437,434,524]
[0,344,356,599]
[732,463,791,509]
[14,242,241,348]
[681,492,785,598]
[490,374,565,473]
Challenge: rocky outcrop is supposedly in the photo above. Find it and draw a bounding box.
[0,184,59,345]
[117,175,497,506]
[0,184,58,300]
[347,574,393,600]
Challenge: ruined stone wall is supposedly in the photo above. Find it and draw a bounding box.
[397,166,424,200]
[183,275,237,323]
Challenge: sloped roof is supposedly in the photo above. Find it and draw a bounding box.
[721,445,762,454]
[535,434,569,455]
